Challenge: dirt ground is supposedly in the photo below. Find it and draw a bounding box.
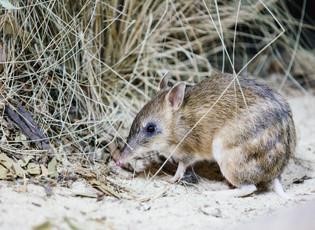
[0,96,315,230]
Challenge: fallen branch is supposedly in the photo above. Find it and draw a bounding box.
[4,104,51,151]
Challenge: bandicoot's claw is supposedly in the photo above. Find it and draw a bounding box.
[168,175,180,184]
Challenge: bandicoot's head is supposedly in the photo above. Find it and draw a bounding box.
[115,76,186,172]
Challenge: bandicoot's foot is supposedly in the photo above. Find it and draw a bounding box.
[273,178,293,200]
[168,161,186,183]
[168,175,180,184]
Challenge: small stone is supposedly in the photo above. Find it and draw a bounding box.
[136,203,151,211]
[199,205,222,218]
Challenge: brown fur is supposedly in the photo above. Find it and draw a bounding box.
[118,71,296,187]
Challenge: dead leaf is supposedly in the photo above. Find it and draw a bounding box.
[0,164,9,179]
[33,221,52,230]
[71,181,98,198]
[12,161,25,177]
[0,153,28,179]
[0,153,14,169]
[18,156,33,167]
[89,179,121,198]
[75,167,96,179]
[27,163,41,175]
[47,157,57,178]
[15,133,28,148]
[40,164,49,177]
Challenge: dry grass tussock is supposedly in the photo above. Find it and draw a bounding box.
[0,0,314,195]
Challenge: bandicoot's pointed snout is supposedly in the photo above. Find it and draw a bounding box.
[114,144,131,168]
[121,143,133,156]
[115,159,123,167]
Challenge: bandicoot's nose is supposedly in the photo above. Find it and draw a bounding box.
[115,159,124,167]
[114,153,128,168]
[114,143,132,168]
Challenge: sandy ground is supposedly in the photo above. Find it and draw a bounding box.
[0,96,315,230]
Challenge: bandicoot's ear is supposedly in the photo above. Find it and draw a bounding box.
[159,74,169,90]
[166,82,186,110]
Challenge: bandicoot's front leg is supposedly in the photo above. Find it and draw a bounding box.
[169,161,187,183]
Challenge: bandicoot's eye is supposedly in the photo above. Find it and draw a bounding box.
[145,122,156,134]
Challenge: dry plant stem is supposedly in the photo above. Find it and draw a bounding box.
[4,104,50,151]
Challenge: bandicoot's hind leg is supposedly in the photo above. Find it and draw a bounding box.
[272,177,291,199]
